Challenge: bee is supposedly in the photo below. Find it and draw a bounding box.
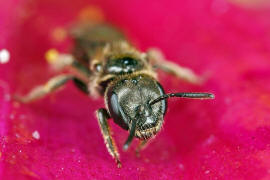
[16,23,214,168]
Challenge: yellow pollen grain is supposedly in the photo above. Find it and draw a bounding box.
[78,6,105,23]
[45,49,59,64]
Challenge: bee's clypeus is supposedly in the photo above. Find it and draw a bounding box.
[16,23,214,168]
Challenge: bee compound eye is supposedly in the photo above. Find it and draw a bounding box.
[107,92,129,130]
[109,93,121,118]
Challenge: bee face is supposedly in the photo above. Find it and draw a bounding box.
[106,74,167,139]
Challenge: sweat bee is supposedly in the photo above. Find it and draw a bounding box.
[16,23,214,168]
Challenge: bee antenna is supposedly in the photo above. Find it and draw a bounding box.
[149,92,214,106]
[123,117,137,151]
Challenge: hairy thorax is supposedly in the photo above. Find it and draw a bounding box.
[88,41,157,97]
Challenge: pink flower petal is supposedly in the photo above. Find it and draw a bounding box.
[1,0,270,179]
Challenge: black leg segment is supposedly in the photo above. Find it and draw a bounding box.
[96,108,121,168]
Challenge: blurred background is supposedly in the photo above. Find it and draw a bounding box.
[1,0,270,179]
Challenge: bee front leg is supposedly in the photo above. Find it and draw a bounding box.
[146,48,202,84]
[96,108,121,168]
[15,74,88,103]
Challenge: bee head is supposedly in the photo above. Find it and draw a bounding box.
[106,74,167,150]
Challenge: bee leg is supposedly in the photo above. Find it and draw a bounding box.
[15,74,88,103]
[135,140,148,157]
[48,53,90,82]
[146,48,202,84]
[58,53,90,77]
[48,53,74,71]
[96,108,121,168]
